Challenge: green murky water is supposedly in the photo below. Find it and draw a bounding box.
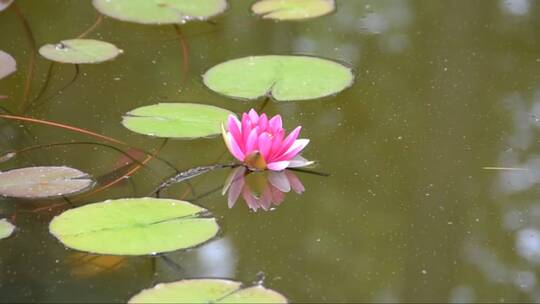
[1,0,540,302]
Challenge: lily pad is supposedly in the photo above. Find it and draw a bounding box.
[0,219,15,240]
[0,0,14,12]
[122,103,234,139]
[49,198,219,255]
[39,39,123,64]
[203,55,354,102]
[92,0,228,25]
[0,166,94,199]
[129,279,288,303]
[252,0,335,21]
[0,50,16,79]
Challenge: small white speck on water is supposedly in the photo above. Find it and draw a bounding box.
[421,270,427,275]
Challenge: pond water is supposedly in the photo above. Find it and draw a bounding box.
[1,0,540,302]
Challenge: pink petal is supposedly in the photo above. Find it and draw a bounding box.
[242,190,260,211]
[278,139,309,161]
[248,109,259,124]
[227,175,245,208]
[275,126,301,158]
[259,189,272,211]
[227,133,246,161]
[287,155,314,168]
[268,130,284,162]
[269,186,285,205]
[267,160,290,171]
[268,115,282,133]
[241,113,252,143]
[268,171,291,192]
[222,166,246,195]
[258,113,268,131]
[227,115,243,147]
[285,170,305,193]
[257,132,272,160]
[245,127,259,155]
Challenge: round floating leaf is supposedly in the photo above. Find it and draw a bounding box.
[92,0,228,25]
[129,279,288,303]
[0,166,94,199]
[39,39,122,64]
[122,103,234,139]
[0,219,15,240]
[252,0,335,21]
[0,0,14,12]
[49,198,219,255]
[203,55,354,102]
[0,50,16,79]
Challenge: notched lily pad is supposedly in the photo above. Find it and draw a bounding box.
[129,279,288,303]
[0,166,94,199]
[92,0,228,25]
[203,55,354,102]
[39,39,123,64]
[0,50,16,79]
[0,219,15,240]
[122,103,234,139]
[49,198,219,255]
[0,0,14,12]
[252,0,335,21]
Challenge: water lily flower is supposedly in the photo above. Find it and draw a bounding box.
[222,167,305,211]
[222,109,313,171]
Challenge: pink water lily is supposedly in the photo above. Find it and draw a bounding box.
[222,109,312,171]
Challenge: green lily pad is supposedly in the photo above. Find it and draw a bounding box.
[0,219,15,240]
[0,166,94,199]
[129,279,288,303]
[0,0,14,12]
[122,103,234,139]
[92,0,228,25]
[39,39,123,64]
[203,55,354,102]
[252,0,335,21]
[0,50,16,79]
[49,198,219,255]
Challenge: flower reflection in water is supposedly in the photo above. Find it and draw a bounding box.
[222,166,305,212]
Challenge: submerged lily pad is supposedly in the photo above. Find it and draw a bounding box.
[129,279,287,303]
[39,39,122,64]
[0,219,15,240]
[49,198,219,255]
[0,166,94,199]
[0,50,16,79]
[0,0,14,12]
[92,0,228,24]
[252,0,335,21]
[122,103,234,139]
[203,55,354,102]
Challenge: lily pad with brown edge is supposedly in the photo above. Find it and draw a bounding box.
[0,166,94,199]
[92,0,228,25]
[39,39,123,64]
[0,219,15,240]
[49,198,219,255]
[128,279,288,303]
[203,55,354,102]
[252,0,335,21]
[0,50,16,79]
[122,103,234,139]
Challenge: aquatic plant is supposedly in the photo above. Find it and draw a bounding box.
[222,109,313,171]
